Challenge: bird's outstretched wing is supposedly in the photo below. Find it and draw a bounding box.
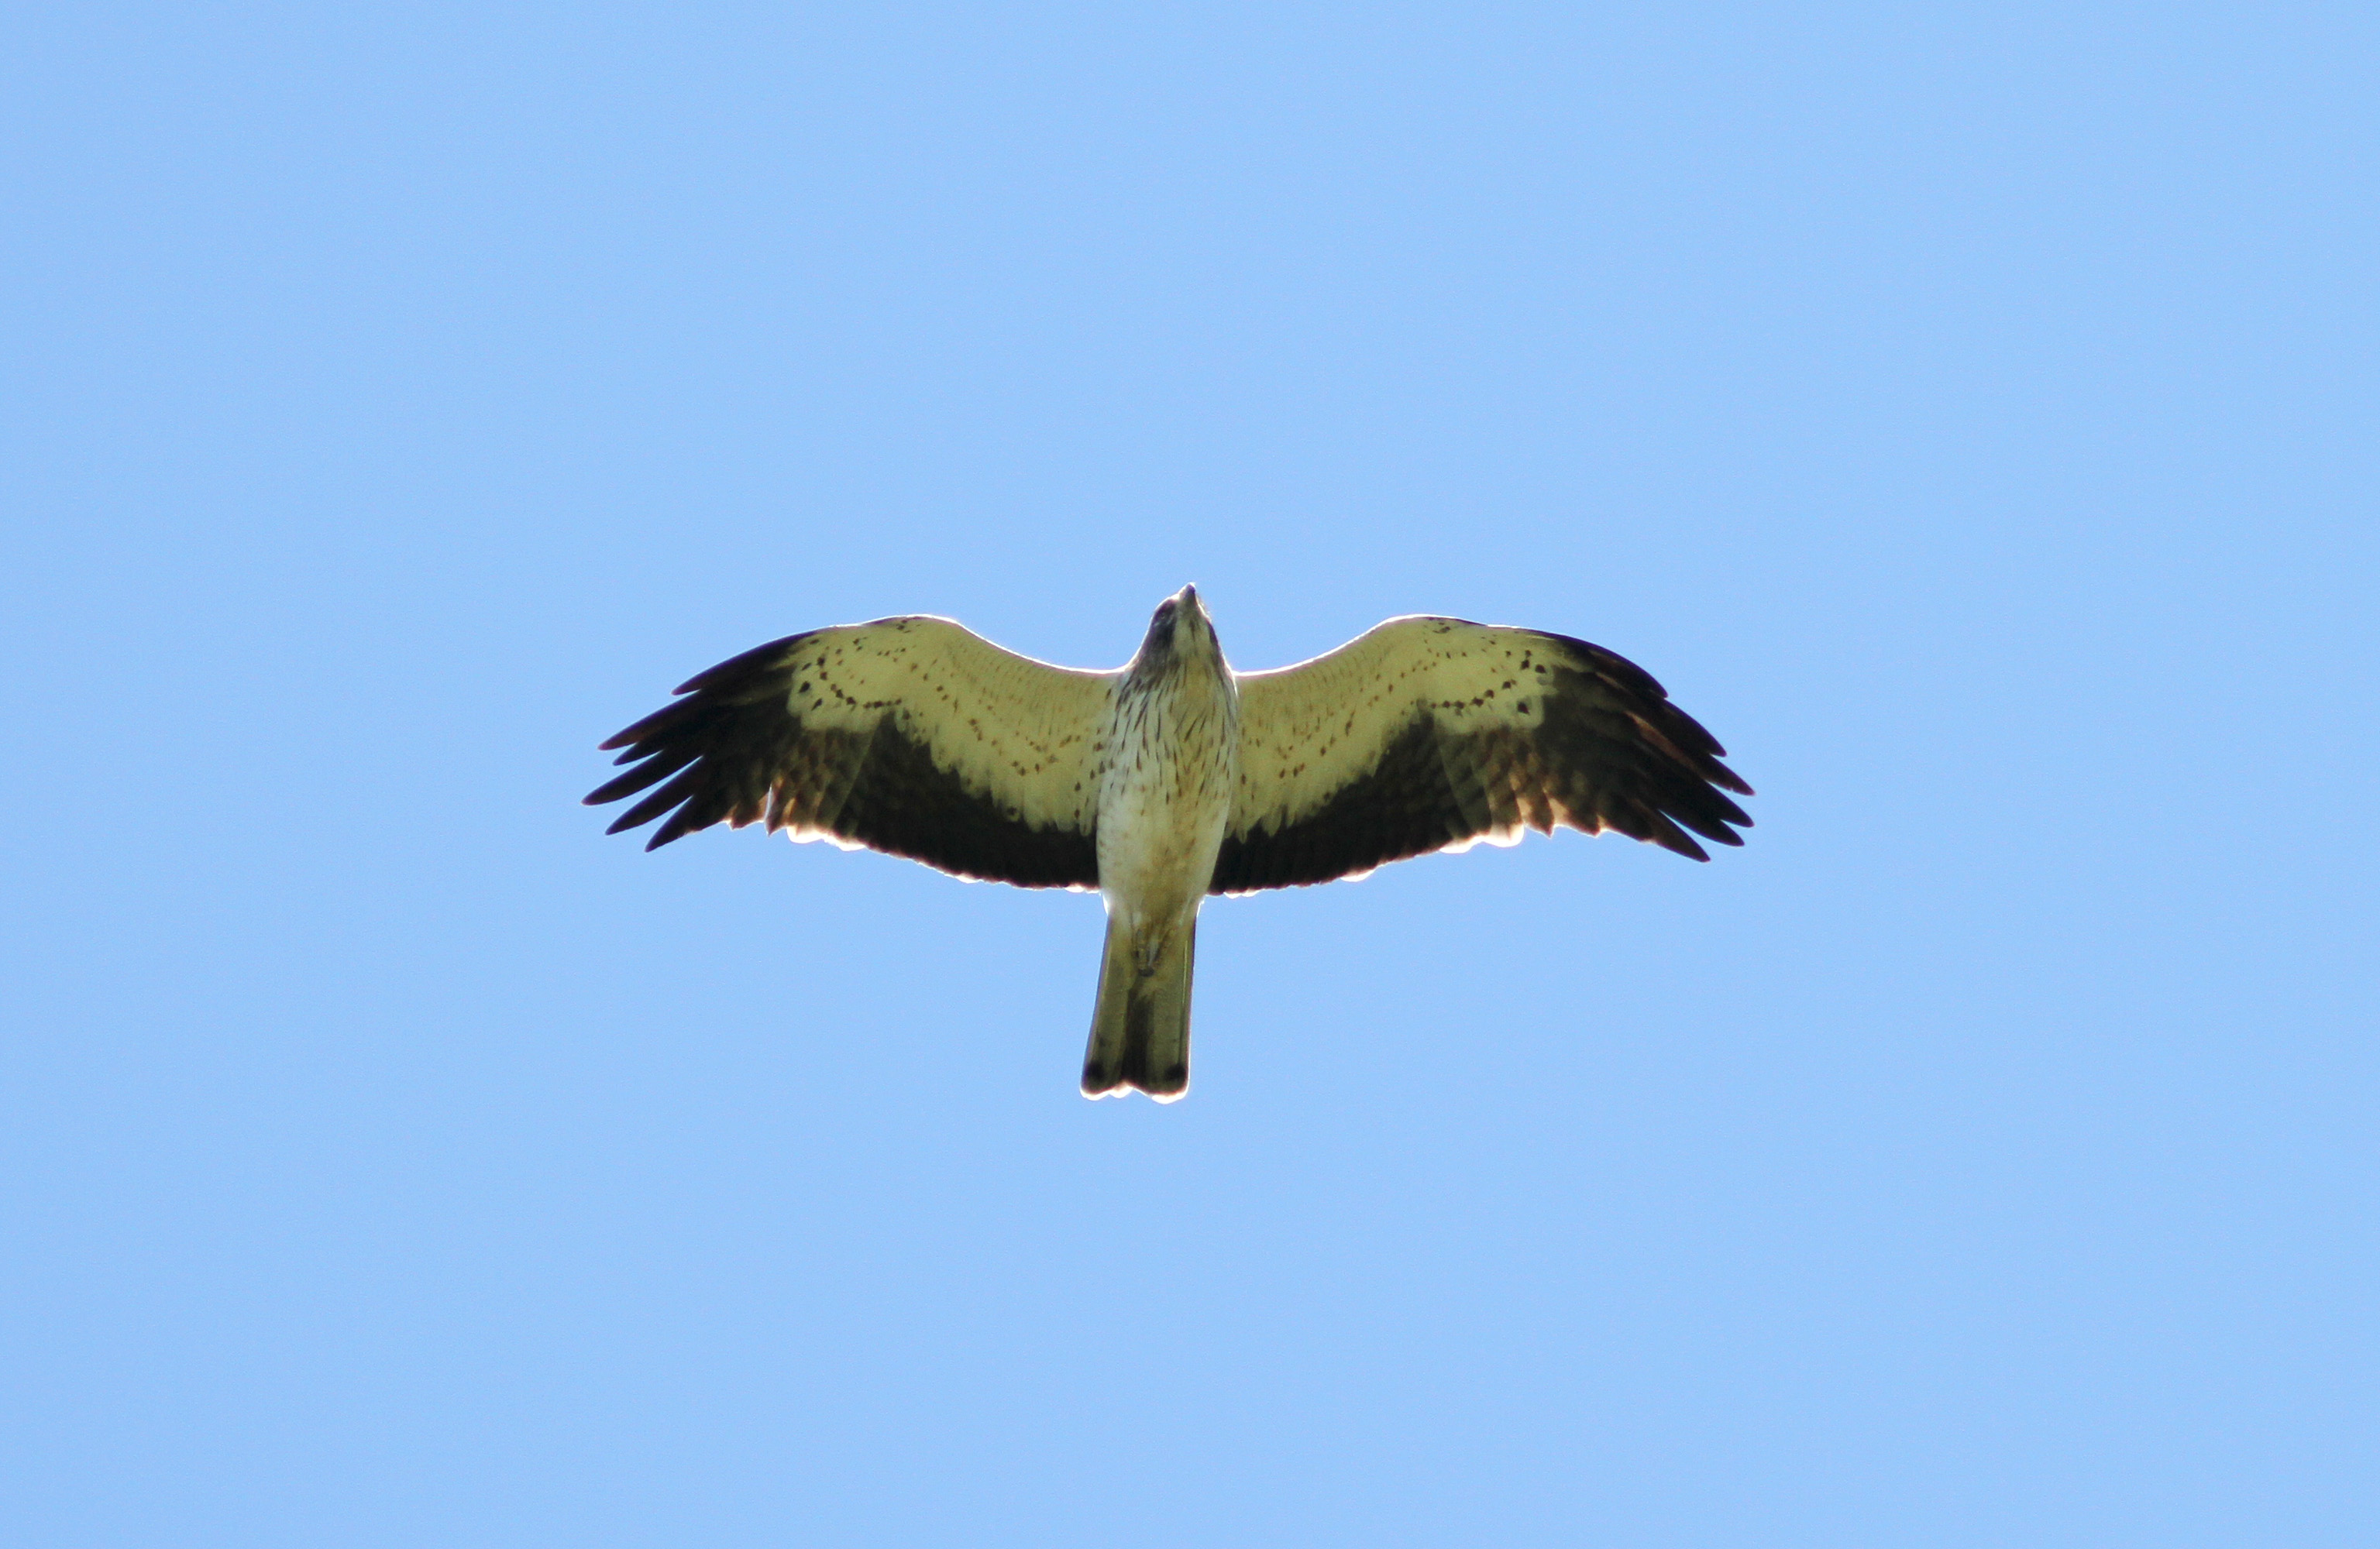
[1212,618,1751,894]
[586,617,1113,889]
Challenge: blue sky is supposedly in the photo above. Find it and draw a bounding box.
[5,4,2374,1544]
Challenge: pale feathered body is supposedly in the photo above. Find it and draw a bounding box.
[1097,602,1239,934]
[588,587,1751,1100]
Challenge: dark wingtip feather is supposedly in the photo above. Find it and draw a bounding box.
[1655,827,1713,862]
[1708,761,1755,799]
[672,632,808,696]
[583,747,699,808]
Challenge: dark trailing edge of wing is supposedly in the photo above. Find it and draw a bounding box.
[584,633,1100,889]
[1209,633,1752,894]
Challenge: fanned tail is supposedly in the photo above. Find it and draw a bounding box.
[1080,912,1196,1101]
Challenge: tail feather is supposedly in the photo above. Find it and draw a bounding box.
[1081,913,1196,1101]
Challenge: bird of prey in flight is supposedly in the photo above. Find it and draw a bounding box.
[587,587,1751,1101]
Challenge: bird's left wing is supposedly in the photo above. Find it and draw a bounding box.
[586,617,1113,889]
[1213,617,1751,894]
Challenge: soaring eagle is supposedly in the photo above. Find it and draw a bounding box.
[587,588,1751,1101]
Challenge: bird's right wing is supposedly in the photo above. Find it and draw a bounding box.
[586,617,1113,889]
[1213,617,1751,893]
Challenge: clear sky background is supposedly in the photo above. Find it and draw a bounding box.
[5,5,2374,1545]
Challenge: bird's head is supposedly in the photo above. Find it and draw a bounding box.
[1131,584,1223,679]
